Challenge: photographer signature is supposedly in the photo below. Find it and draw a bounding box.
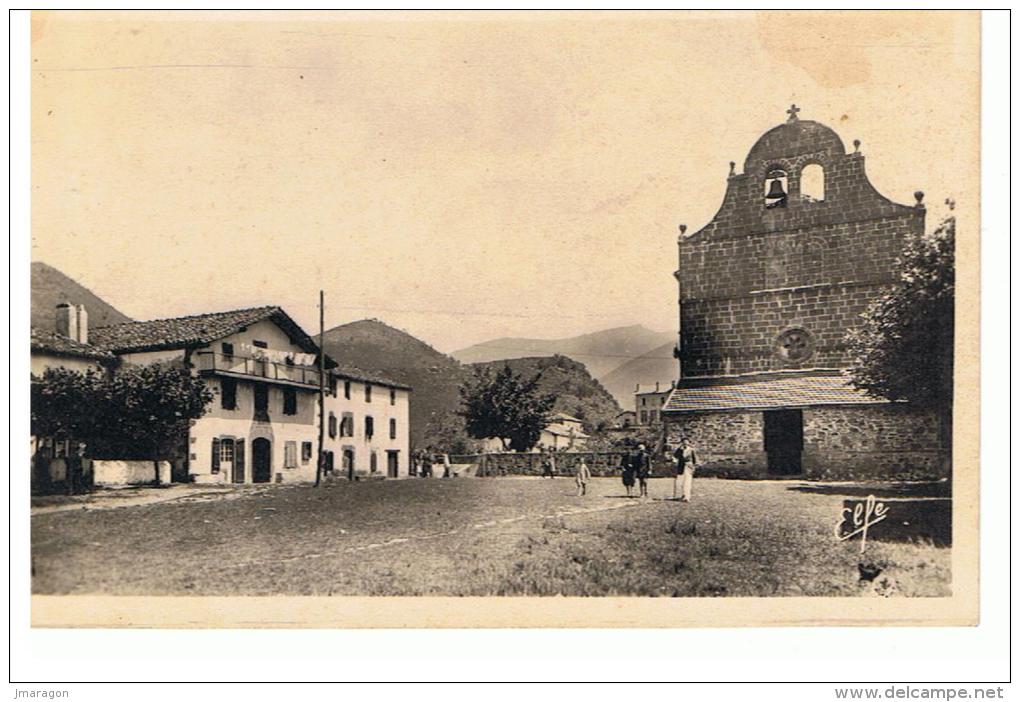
[834,494,888,553]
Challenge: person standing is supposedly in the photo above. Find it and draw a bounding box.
[673,437,698,502]
[636,444,651,499]
[621,449,636,497]
[575,457,591,496]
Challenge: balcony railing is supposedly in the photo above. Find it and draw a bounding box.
[194,351,322,388]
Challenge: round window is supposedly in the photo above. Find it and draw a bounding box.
[774,328,815,363]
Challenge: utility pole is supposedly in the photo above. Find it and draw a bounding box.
[315,289,326,487]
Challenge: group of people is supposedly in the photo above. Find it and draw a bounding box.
[411,449,451,478]
[571,437,698,502]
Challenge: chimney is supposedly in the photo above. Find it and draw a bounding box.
[55,303,77,340]
[635,383,640,393]
[76,305,89,344]
[655,381,660,392]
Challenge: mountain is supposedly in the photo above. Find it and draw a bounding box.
[452,325,674,381]
[318,319,469,447]
[599,342,678,409]
[468,355,622,431]
[31,261,133,330]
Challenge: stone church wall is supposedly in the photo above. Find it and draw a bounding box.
[664,404,946,481]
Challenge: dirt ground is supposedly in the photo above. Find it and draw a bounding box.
[30,477,951,597]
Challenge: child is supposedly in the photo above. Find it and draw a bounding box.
[575,458,591,496]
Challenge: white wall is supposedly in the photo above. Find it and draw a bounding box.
[188,320,321,485]
[93,460,171,486]
[30,352,104,376]
[323,381,410,478]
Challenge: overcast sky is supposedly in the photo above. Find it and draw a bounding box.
[31,11,977,353]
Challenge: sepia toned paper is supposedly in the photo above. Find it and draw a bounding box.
[27,9,980,628]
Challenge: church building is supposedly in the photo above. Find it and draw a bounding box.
[661,106,946,480]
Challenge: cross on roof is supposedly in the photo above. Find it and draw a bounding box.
[787,104,801,122]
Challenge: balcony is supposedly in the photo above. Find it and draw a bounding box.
[194,351,322,389]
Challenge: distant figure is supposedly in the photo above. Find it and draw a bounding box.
[635,444,651,498]
[575,457,591,496]
[673,437,698,502]
[441,452,452,478]
[621,450,636,497]
[541,448,555,478]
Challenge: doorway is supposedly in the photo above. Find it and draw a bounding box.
[252,437,272,483]
[343,448,355,481]
[386,450,399,478]
[763,409,803,475]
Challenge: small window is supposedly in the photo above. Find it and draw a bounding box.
[800,164,825,201]
[301,441,313,463]
[252,340,268,349]
[284,441,297,469]
[344,380,351,400]
[328,412,337,439]
[365,384,372,403]
[341,412,354,437]
[220,378,237,410]
[283,388,297,415]
[639,410,648,424]
[221,342,234,359]
[389,389,396,405]
[764,168,788,209]
[370,451,378,473]
[389,418,397,440]
[329,375,337,396]
[365,416,374,439]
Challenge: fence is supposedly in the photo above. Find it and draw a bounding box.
[448,451,676,478]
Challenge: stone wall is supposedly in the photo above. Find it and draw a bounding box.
[663,404,947,480]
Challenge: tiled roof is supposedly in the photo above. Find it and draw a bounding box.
[31,328,114,361]
[329,364,412,391]
[663,373,890,413]
[90,306,321,356]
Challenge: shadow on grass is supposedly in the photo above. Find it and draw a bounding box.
[840,498,952,547]
[787,481,951,499]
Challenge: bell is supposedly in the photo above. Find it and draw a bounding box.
[766,178,787,199]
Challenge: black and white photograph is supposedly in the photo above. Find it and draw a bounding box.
[20,10,984,635]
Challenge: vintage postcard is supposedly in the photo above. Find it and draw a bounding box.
[26,10,980,628]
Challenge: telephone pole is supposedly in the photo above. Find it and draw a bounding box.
[315,289,326,487]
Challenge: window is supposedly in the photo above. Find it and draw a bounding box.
[800,164,825,201]
[253,384,269,421]
[252,340,268,349]
[389,418,397,440]
[329,375,337,396]
[370,451,378,473]
[365,384,372,402]
[764,168,788,209]
[53,439,70,459]
[220,378,237,410]
[365,416,374,439]
[221,342,234,359]
[284,441,297,469]
[389,388,396,405]
[328,412,337,439]
[341,412,354,437]
[344,380,351,400]
[211,437,236,474]
[301,441,313,463]
[283,388,297,415]
[639,410,648,424]
[649,410,658,423]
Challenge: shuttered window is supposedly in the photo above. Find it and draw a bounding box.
[390,389,396,405]
[211,438,221,473]
[365,416,374,439]
[389,418,397,440]
[328,412,337,438]
[220,378,237,410]
[301,441,313,463]
[284,441,297,469]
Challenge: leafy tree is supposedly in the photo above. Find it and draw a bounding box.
[847,215,955,449]
[421,409,481,455]
[459,364,555,452]
[102,362,214,485]
[31,367,108,492]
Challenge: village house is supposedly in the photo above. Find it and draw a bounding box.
[323,367,411,479]
[31,304,412,487]
[634,381,675,426]
[662,106,945,480]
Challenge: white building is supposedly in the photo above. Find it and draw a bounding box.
[635,381,675,426]
[323,369,411,479]
[40,305,415,485]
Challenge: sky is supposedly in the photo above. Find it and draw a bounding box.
[30,11,978,353]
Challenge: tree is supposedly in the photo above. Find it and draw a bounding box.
[102,362,214,485]
[846,215,955,451]
[459,364,556,452]
[31,367,108,493]
[421,410,481,455]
